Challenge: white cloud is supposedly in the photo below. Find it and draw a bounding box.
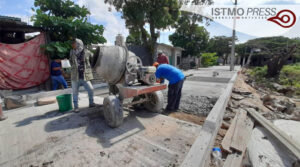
[9,14,33,25]
[282,17,300,38]
[77,0,128,45]
[213,0,300,5]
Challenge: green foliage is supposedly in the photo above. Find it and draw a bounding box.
[245,36,300,77]
[279,63,300,94]
[169,12,209,57]
[206,36,236,64]
[249,66,276,89]
[126,29,148,45]
[41,41,71,59]
[249,64,300,95]
[201,53,218,67]
[250,66,268,81]
[106,0,181,60]
[32,0,106,58]
[236,43,251,59]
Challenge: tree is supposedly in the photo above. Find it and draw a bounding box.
[201,52,218,67]
[126,29,148,46]
[207,36,234,64]
[236,43,251,66]
[32,0,106,58]
[246,36,300,77]
[169,12,209,57]
[105,0,181,62]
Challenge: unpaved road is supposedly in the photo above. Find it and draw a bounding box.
[0,94,201,167]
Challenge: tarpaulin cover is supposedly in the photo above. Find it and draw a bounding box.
[0,33,50,90]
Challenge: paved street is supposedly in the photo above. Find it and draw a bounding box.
[0,65,239,166]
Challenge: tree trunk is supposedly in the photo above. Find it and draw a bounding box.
[223,54,226,65]
[245,49,254,68]
[242,56,246,66]
[149,19,157,64]
[266,45,297,77]
[139,24,148,46]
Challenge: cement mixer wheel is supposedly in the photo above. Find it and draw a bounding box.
[109,84,119,95]
[103,95,124,128]
[144,91,164,113]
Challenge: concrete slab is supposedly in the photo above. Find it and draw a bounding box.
[0,94,201,167]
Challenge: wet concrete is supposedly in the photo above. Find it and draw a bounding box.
[163,66,240,116]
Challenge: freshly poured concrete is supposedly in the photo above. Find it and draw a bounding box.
[0,94,201,167]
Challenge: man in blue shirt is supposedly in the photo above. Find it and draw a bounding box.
[153,62,185,111]
[51,57,68,90]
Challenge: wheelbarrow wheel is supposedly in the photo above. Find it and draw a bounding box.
[103,95,123,128]
[144,91,164,113]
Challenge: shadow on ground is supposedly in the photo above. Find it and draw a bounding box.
[42,106,156,148]
[14,110,63,127]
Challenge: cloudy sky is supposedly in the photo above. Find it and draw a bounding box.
[0,0,299,45]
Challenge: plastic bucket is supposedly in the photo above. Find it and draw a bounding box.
[56,94,73,112]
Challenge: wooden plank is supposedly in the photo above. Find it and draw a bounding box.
[119,84,167,98]
[221,112,239,153]
[224,115,253,167]
[223,153,244,167]
[246,108,300,161]
[230,110,251,152]
[180,72,238,167]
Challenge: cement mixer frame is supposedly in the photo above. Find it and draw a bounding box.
[102,84,167,128]
[92,38,168,128]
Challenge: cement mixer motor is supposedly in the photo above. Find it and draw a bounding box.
[92,45,156,86]
[90,35,166,128]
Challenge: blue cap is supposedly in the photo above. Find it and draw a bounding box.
[212,147,221,152]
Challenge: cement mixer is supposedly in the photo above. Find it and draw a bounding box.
[92,35,166,128]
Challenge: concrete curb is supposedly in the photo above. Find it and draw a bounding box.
[181,70,239,167]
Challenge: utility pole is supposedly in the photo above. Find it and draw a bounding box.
[230,0,237,71]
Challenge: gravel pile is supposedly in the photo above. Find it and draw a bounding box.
[162,91,217,116]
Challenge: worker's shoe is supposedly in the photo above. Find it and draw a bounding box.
[73,108,80,113]
[164,108,175,113]
[89,103,96,108]
[0,115,7,121]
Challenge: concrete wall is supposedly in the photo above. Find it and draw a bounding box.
[155,44,182,68]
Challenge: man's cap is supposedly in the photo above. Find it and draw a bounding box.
[153,62,159,67]
[157,50,163,54]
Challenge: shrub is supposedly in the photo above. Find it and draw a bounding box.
[201,53,218,67]
[250,66,268,81]
[279,63,300,94]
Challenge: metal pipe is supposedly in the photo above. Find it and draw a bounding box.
[230,0,237,71]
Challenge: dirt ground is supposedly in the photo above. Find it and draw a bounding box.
[168,112,206,126]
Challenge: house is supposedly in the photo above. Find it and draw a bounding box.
[0,15,42,44]
[155,43,184,68]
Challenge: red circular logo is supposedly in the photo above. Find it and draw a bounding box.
[267,9,296,28]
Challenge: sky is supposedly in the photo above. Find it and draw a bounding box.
[0,0,299,45]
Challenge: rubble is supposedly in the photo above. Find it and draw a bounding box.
[261,94,296,114]
[4,95,27,110]
[216,72,300,167]
[230,94,245,101]
[232,88,252,96]
[272,83,294,96]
